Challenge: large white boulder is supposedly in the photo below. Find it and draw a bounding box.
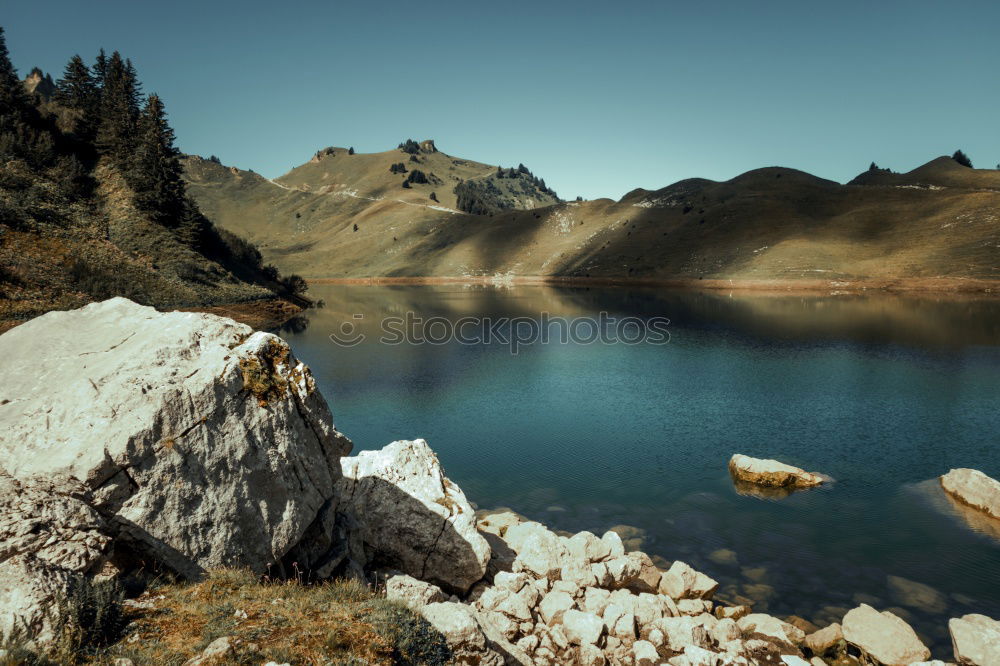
[337,438,490,594]
[941,469,1000,520]
[0,298,351,578]
[949,613,1000,666]
[728,454,824,488]
[841,604,930,665]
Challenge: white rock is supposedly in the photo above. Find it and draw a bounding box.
[941,469,1000,520]
[728,454,824,488]
[577,643,607,665]
[562,559,599,588]
[494,571,530,593]
[737,613,806,648]
[655,616,712,651]
[711,617,740,643]
[512,529,569,581]
[949,613,1000,666]
[421,602,504,666]
[385,574,445,607]
[670,645,720,666]
[602,530,626,559]
[562,609,605,646]
[0,299,351,579]
[625,551,663,593]
[633,639,660,666]
[567,531,612,563]
[804,622,843,655]
[582,587,612,616]
[659,560,718,600]
[781,657,811,666]
[478,587,533,623]
[606,555,642,588]
[841,604,930,665]
[338,438,489,593]
[539,589,575,625]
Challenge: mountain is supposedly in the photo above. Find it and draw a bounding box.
[183,151,1000,286]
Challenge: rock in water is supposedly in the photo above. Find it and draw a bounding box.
[949,613,1000,666]
[728,454,824,489]
[337,438,490,594]
[841,603,930,665]
[0,298,352,579]
[941,468,1000,520]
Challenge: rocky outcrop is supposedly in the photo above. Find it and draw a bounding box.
[0,299,352,578]
[949,614,1000,666]
[0,299,355,634]
[941,468,1000,521]
[728,454,825,489]
[336,439,490,594]
[841,604,930,665]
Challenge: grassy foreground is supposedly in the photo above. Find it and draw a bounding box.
[2,569,451,665]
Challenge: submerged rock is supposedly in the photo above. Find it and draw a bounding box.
[941,468,1000,521]
[728,454,825,489]
[841,603,930,665]
[337,438,490,594]
[949,613,1000,666]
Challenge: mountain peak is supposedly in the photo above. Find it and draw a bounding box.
[23,68,54,100]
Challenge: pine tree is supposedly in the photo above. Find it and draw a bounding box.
[132,93,185,223]
[96,51,140,166]
[55,54,98,138]
[0,26,46,163]
[92,49,108,86]
[175,199,205,248]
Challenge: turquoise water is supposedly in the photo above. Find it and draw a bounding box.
[281,285,1000,654]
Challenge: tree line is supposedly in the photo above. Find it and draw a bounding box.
[0,26,307,299]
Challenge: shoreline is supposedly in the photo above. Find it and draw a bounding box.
[307,275,1000,295]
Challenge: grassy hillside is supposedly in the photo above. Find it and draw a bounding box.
[184,150,1000,285]
[0,30,306,329]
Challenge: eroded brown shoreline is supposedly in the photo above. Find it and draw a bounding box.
[308,275,1000,295]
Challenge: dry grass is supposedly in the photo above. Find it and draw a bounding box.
[10,569,450,666]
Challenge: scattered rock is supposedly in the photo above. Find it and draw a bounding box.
[941,468,1000,520]
[385,574,445,607]
[562,609,605,646]
[841,604,930,665]
[949,613,1000,666]
[728,454,824,488]
[633,639,659,665]
[737,613,805,648]
[421,602,503,666]
[804,622,843,655]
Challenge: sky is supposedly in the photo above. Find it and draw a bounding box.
[4,0,999,200]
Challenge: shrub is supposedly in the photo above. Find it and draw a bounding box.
[406,170,428,185]
[397,139,420,155]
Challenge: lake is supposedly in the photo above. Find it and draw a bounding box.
[280,284,1000,655]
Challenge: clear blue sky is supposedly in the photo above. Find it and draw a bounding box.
[5,0,998,199]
